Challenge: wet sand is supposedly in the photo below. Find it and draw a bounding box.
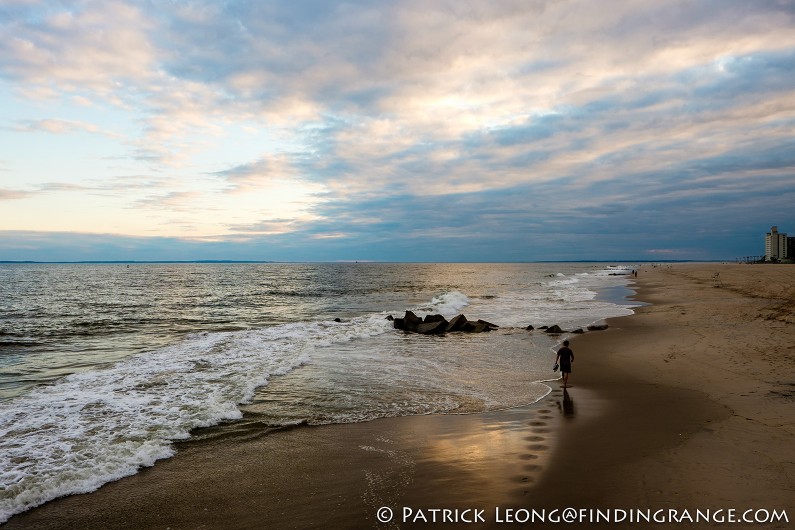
[4,263,793,528]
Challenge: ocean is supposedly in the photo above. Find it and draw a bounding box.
[0,262,638,522]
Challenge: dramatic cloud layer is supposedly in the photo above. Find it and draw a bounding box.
[1,0,793,261]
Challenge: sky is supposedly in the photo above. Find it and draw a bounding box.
[1,0,794,262]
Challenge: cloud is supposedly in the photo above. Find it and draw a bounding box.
[134,191,205,212]
[5,1,794,173]
[10,118,121,138]
[224,219,302,236]
[0,0,156,94]
[212,155,303,194]
[0,188,33,200]
[0,182,97,201]
[1,1,794,260]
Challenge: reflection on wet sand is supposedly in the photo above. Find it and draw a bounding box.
[353,386,587,514]
[389,402,564,508]
[557,389,575,419]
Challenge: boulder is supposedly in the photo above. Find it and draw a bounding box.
[476,319,499,330]
[545,325,564,334]
[463,321,491,333]
[525,324,534,331]
[393,317,405,330]
[539,326,549,330]
[446,314,469,332]
[572,328,585,334]
[416,320,447,335]
[386,315,394,321]
[424,314,447,323]
[587,324,609,331]
[404,311,423,332]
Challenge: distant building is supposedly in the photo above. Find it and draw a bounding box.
[789,237,795,260]
[765,226,788,261]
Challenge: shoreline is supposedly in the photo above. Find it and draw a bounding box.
[4,264,793,528]
[533,264,793,518]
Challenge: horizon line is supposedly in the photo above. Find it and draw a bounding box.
[0,259,712,265]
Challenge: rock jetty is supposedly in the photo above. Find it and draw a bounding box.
[388,312,609,336]
[391,311,499,335]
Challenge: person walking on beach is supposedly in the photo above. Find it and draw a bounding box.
[555,340,574,388]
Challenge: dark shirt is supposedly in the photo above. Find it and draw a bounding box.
[557,346,574,364]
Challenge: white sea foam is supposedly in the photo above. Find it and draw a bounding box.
[546,273,593,304]
[425,290,470,316]
[0,314,393,523]
[492,266,634,327]
[547,265,636,304]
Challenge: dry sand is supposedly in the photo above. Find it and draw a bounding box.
[4,263,793,529]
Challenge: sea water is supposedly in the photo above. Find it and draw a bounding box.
[0,262,638,522]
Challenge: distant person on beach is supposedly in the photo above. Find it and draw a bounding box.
[555,340,574,388]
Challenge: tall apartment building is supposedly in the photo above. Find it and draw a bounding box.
[765,226,788,261]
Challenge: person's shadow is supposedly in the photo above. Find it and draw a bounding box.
[556,388,575,419]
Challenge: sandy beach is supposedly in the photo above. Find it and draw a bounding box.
[4,263,793,529]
